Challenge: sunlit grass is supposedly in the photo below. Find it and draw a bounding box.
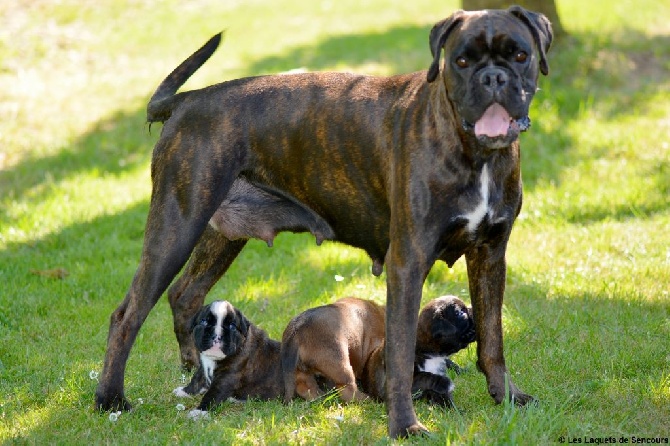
[1,0,669,444]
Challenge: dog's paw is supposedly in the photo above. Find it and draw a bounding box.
[173,387,193,398]
[187,409,210,420]
[95,391,132,412]
[390,422,430,439]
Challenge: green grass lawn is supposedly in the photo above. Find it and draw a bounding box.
[1,0,669,444]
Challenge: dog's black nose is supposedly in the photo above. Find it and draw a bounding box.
[479,68,508,92]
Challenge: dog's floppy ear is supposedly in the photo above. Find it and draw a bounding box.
[427,11,465,83]
[190,307,205,332]
[508,5,553,76]
[235,308,250,336]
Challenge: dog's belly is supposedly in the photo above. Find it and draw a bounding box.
[212,173,391,270]
[213,161,512,272]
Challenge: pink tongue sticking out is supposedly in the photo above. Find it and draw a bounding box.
[474,103,512,137]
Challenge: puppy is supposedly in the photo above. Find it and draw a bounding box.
[412,295,476,404]
[363,295,476,406]
[415,295,476,376]
[281,297,384,402]
[174,300,282,418]
[282,296,475,406]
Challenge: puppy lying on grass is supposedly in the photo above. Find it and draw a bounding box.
[173,300,282,419]
[176,296,474,416]
[282,295,476,406]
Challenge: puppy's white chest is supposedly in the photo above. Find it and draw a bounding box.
[201,355,217,385]
[462,163,493,233]
[418,355,448,375]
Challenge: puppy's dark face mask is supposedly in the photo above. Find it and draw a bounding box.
[419,296,476,355]
[191,300,250,360]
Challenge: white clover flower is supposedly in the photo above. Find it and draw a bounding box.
[334,275,344,282]
[188,409,210,420]
[137,398,144,405]
[176,404,186,411]
[109,411,121,422]
[89,370,99,381]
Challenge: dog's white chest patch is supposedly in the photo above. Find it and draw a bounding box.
[417,355,448,376]
[463,163,492,233]
[201,355,217,385]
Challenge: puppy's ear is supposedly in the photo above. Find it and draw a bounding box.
[190,308,205,332]
[427,11,465,83]
[235,309,250,336]
[508,5,553,75]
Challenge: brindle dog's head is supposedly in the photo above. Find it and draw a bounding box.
[427,6,553,149]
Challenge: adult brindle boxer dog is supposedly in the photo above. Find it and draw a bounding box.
[95,6,552,437]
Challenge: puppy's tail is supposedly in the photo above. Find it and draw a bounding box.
[147,32,223,123]
[280,332,300,404]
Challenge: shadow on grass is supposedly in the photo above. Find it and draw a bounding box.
[0,108,155,223]
[246,23,431,75]
[498,280,670,434]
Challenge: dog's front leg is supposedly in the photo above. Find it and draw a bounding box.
[195,372,237,414]
[384,241,430,438]
[466,245,535,406]
[411,371,455,407]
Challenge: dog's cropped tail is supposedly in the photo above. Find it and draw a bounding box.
[147,32,223,123]
[281,333,300,404]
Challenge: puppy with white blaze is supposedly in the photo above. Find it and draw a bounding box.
[174,300,282,419]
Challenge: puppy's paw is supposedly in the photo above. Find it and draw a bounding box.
[173,387,192,398]
[187,409,210,420]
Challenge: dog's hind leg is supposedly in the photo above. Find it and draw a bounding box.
[318,352,370,402]
[168,227,247,371]
[95,134,242,412]
[294,372,324,401]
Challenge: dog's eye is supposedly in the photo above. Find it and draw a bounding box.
[229,323,237,331]
[455,57,469,68]
[200,319,207,326]
[514,51,528,63]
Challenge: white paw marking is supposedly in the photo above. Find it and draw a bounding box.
[173,387,192,398]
